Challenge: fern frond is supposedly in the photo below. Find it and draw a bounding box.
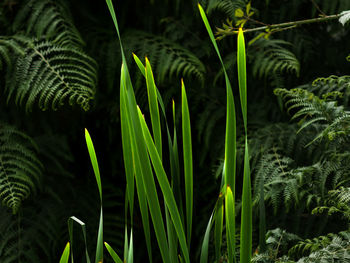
[308,75,350,105]
[274,88,348,143]
[290,231,350,262]
[4,38,97,112]
[123,30,205,84]
[206,0,246,20]
[0,124,43,213]
[13,0,84,47]
[0,37,26,71]
[250,38,300,78]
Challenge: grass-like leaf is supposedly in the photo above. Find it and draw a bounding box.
[137,106,190,263]
[181,80,193,247]
[104,242,123,263]
[59,242,70,263]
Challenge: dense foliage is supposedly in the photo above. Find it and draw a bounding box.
[0,0,349,262]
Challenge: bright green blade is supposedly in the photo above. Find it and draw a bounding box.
[105,242,123,263]
[85,129,102,202]
[198,3,236,189]
[122,71,170,263]
[145,57,162,159]
[95,207,104,263]
[68,216,91,263]
[237,28,247,132]
[120,64,153,263]
[120,76,135,219]
[199,213,214,263]
[225,187,236,263]
[165,204,178,263]
[137,106,190,263]
[59,242,70,263]
[105,0,126,61]
[214,196,224,263]
[132,53,146,76]
[181,80,193,247]
[237,27,252,263]
[240,139,252,263]
[123,227,129,262]
[128,230,134,263]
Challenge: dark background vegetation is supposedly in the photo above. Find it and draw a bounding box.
[0,0,349,262]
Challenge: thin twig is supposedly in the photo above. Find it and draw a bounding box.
[222,13,341,35]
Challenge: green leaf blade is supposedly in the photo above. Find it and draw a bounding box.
[181,80,193,247]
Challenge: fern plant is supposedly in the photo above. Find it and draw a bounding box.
[249,38,300,79]
[0,123,43,214]
[1,37,97,112]
[12,0,85,47]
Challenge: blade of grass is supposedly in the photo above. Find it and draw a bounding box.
[68,216,91,263]
[85,129,102,202]
[214,196,224,263]
[145,58,162,159]
[120,68,135,219]
[137,106,190,263]
[237,28,247,132]
[105,242,123,263]
[59,243,70,263]
[133,53,146,77]
[198,3,236,189]
[199,4,237,262]
[181,80,193,247]
[122,69,171,263]
[84,129,103,263]
[128,230,134,263]
[226,186,236,263]
[165,204,178,263]
[121,64,153,263]
[240,139,252,263]
[237,28,252,263]
[199,213,214,263]
[95,208,104,263]
[123,227,129,262]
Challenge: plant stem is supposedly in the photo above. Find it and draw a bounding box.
[222,13,341,35]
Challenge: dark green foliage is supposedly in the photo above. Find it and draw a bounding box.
[3,38,97,112]
[249,38,300,78]
[13,0,84,47]
[0,0,349,261]
[290,232,350,262]
[0,124,43,214]
[122,30,206,84]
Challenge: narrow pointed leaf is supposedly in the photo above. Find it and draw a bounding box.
[237,28,247,132]
[95,207,104,263]
[181,80,193,247]
[145,58,162,159]
[59,243,70,263]
[68,216,91,263]
[226,187,236,263]
[214,196,224,263]
[105,242,123,263]
[85,129,102,202]
[121,64,153,262]
[240,139,252,263]
[133,53,146,76]
[200,213,214,263]
[137,107,190,263]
